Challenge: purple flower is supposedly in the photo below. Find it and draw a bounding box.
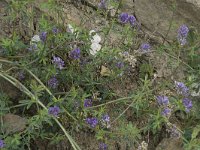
[140,43,151,53]
[48,76,58,89]
[99,142,107,150]
[98,0,106,9]
[168,124,181,138]
[182,98,192,112]
[18,71,25,80]
[0,139,5,148]
[123,51,129,56]
[52,56,65,70]
[157,95,169,106]
[86,117,98,128]
[39,31,47,42]
[161,107,171,116]
[48,106,60,117]
[129,15,136,26]
[102,114,110,122]
[178,25,189,38]
[119,13,129,24]
[177,25,189,45]
[69,48,81,60]
[84,99,92,107]
[175,81,189,96]
[52,27,59,34]
[28,43,38,51]
[116,61,124,69]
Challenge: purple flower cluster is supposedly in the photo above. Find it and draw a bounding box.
[18,71,25,80]
[175,81,189,97]
[182,98,192,112]
[39,31,47,42]
[0,139,5,148]
[86,117,98,128]
[177,25,189,45]
[69,48,81,60]
[84,99,92,107]
[175,81,192,112]
[116,61,124,69]
[52,56,65,70]
[157,95,171,117]
[28,43,38,51]
[48,106,60,117]
[119,13,137,26]
[168,124,181,139]
[101,114,111,128]
[48,76,59,89]
[161,107,171,116]
[129,15,137,26]
[157,95,169,106]
[52,27,59,34]
[119,13,129,23]
[98,0,107,9]
[99,142,107,150]
[140,43,151,53]
[102,114,110,122]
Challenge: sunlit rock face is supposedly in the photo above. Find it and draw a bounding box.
[135,0,200,40]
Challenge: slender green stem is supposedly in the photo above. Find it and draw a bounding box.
[0,72,81,150]
[24,68,77,120]
[111,100,135,124]
[163,51,194,70]
[86,96,134,109]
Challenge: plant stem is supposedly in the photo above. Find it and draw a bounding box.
[0,72,81,150]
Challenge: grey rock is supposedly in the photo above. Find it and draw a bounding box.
[2,114,27,134]
[135,0,200,40]
[0,77,21,100]
[156,138,183,150]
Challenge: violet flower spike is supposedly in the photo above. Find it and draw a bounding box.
[99,142,108,150]
[116,61,124,69]
[169,124,181,138]
[18,71,25,80]
[84,99,92,108]
[98,0,106,9]
[52,27,59,34]
[156,95,169,106]
[175,81,189,96]
[48,76,59,89]
[182,98,192,112]
[28,43,38,51]
[119,13,129,24]
[0,139,5,148]
[178,25,189,38]
[52,56,65,70]
[129,15,136,26]
[39,31,47,42]
[102,114,110,122]
[69,48,81,60]
[140,43,151,53]
[48,106,60,117]
[86,117,98,128]
[177,25,189,45]
[161,107,171,116]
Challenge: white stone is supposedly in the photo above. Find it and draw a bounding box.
[90,43,102,55]
[31,35,40,43]
[67,24,75,33]
[91,34,101,43]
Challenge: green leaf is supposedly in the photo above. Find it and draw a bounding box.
[192,125,200,139]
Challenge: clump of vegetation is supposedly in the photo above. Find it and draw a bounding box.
[1,0,200,149]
